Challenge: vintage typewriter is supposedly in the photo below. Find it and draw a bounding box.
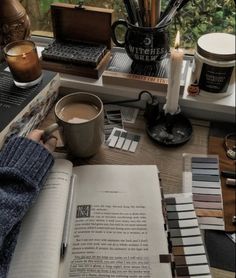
[42,40,108,68]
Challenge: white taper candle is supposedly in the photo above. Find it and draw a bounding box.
[164,31,184,114]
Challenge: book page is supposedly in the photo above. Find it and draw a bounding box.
[8,159,73,278]
[61,165,172,278]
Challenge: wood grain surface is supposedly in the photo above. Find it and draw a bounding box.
[208,135,236,232]
[39,103,234,278]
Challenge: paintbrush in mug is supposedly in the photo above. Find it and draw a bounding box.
[150,0,161,27]
[159,0,176,22]
[123,0,139,25]
[156,0,185,28]
[159,0,190,22]
[176,0,191,12]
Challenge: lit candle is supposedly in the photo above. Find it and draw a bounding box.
[164,31,184,114]
[4,40,42,88]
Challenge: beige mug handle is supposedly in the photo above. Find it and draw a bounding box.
[42,123,67,153]
[42,123,59,143]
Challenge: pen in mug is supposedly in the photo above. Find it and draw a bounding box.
[61,174,76,258]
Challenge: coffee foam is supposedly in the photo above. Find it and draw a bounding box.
[59,101,99,123]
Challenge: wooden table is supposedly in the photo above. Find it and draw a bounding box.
[39,106,234,278]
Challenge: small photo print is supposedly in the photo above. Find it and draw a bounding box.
[76,205,91,218]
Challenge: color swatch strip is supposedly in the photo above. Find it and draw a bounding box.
[191,156,224,230]
[165,194,212,278]
[183,154,225,231]
[107,128,141,153]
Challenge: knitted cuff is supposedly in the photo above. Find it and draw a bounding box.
[0,222,21,278]
[0,136,54,188]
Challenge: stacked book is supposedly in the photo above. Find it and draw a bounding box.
[102,47,191,93]
[0,66,60,148]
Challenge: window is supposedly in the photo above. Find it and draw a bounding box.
[21,0,235,49]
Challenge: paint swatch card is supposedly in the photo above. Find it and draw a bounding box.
[164,193,212,278]
[106,128,141,153]
[183,154,225,231]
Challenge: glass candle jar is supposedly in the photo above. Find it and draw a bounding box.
[3,40,42,88]
[191,33,235,97]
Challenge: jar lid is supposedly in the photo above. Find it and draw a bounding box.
[197,33,236,61]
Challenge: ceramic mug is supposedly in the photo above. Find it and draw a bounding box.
[111,19,170,64]
[44,92,104,158]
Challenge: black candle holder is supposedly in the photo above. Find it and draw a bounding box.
[146,109,193,146]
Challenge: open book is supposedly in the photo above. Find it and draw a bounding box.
[8,160,172,278]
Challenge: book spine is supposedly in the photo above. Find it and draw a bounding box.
[103,71,169,92]
[0,74,60,148]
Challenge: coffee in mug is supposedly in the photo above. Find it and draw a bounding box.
[58,102,100,124]
[55,92,104,158]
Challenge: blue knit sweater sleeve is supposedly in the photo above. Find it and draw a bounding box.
[0,136,54,277]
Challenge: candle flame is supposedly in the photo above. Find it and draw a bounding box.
[174,31,180,49]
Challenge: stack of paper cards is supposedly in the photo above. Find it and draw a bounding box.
[107,128,141,153]
[104,104,139,124]
[104,105,139,141]
[165,193,212,278]
[183,154,225,231]
[104,108,123,140]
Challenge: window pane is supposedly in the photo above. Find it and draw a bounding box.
[21,0,235,49]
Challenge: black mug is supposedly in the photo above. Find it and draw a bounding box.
[111,19,170,64]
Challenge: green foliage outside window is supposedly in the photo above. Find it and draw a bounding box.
[21,0,235,49]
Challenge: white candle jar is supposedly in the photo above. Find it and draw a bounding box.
[191,33,235,97]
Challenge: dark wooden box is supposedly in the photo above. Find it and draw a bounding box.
[41,3,114,79]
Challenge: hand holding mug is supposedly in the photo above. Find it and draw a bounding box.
[27,129,57,153]
[43,92,104,158]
